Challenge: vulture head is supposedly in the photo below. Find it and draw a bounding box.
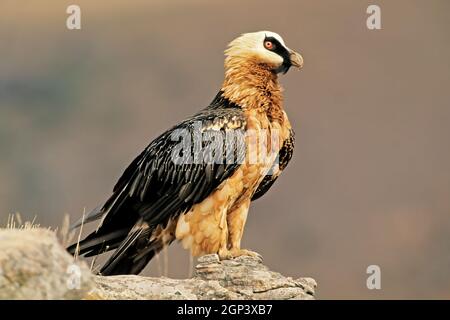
[225,31,303,74]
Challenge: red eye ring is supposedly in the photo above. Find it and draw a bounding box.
[264,41,274,50]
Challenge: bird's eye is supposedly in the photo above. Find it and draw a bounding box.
[264,40,275,50]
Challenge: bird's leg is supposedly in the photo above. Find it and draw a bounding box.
[217,205,232,260]
[223,199,261,260]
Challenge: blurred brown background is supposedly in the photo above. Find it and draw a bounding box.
[1,0,449,299]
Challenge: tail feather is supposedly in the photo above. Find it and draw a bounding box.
[67,199,175,276]
[67,196,138,257]
[99,219,175,276]
[100,250,157,275]
[66,228,129,256]
[70,206,103,230]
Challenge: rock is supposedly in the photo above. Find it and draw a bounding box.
[0,228,94,299]
[0,228,316,300]
[92,254,316,300]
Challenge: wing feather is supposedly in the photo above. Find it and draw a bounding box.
[69,93,247,258]
[252,128,295,201]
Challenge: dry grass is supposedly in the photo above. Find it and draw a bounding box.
[3,211,191,278]
[5,213,39,230]
[4,212,77,249]
[72,208,86,262]
[56,213,75,248]
[2,210,93,270]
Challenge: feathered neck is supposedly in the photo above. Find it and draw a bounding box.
[221,56,285,123]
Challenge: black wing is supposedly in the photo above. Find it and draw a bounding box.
[68,93,246,265]
[251,129,295,201]
[117,106,247,226]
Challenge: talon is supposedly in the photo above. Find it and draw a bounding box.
[218,248,233,260]
[229,248,263,261]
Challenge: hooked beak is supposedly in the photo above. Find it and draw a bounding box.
[289,50,304,69]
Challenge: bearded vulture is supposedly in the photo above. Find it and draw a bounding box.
[67,31,304,275]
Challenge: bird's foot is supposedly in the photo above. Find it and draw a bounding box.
[218,248,233,260]
[218,248,262,261]
[230,248,263,261]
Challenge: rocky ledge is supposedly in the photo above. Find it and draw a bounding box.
[0,228,316,300]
